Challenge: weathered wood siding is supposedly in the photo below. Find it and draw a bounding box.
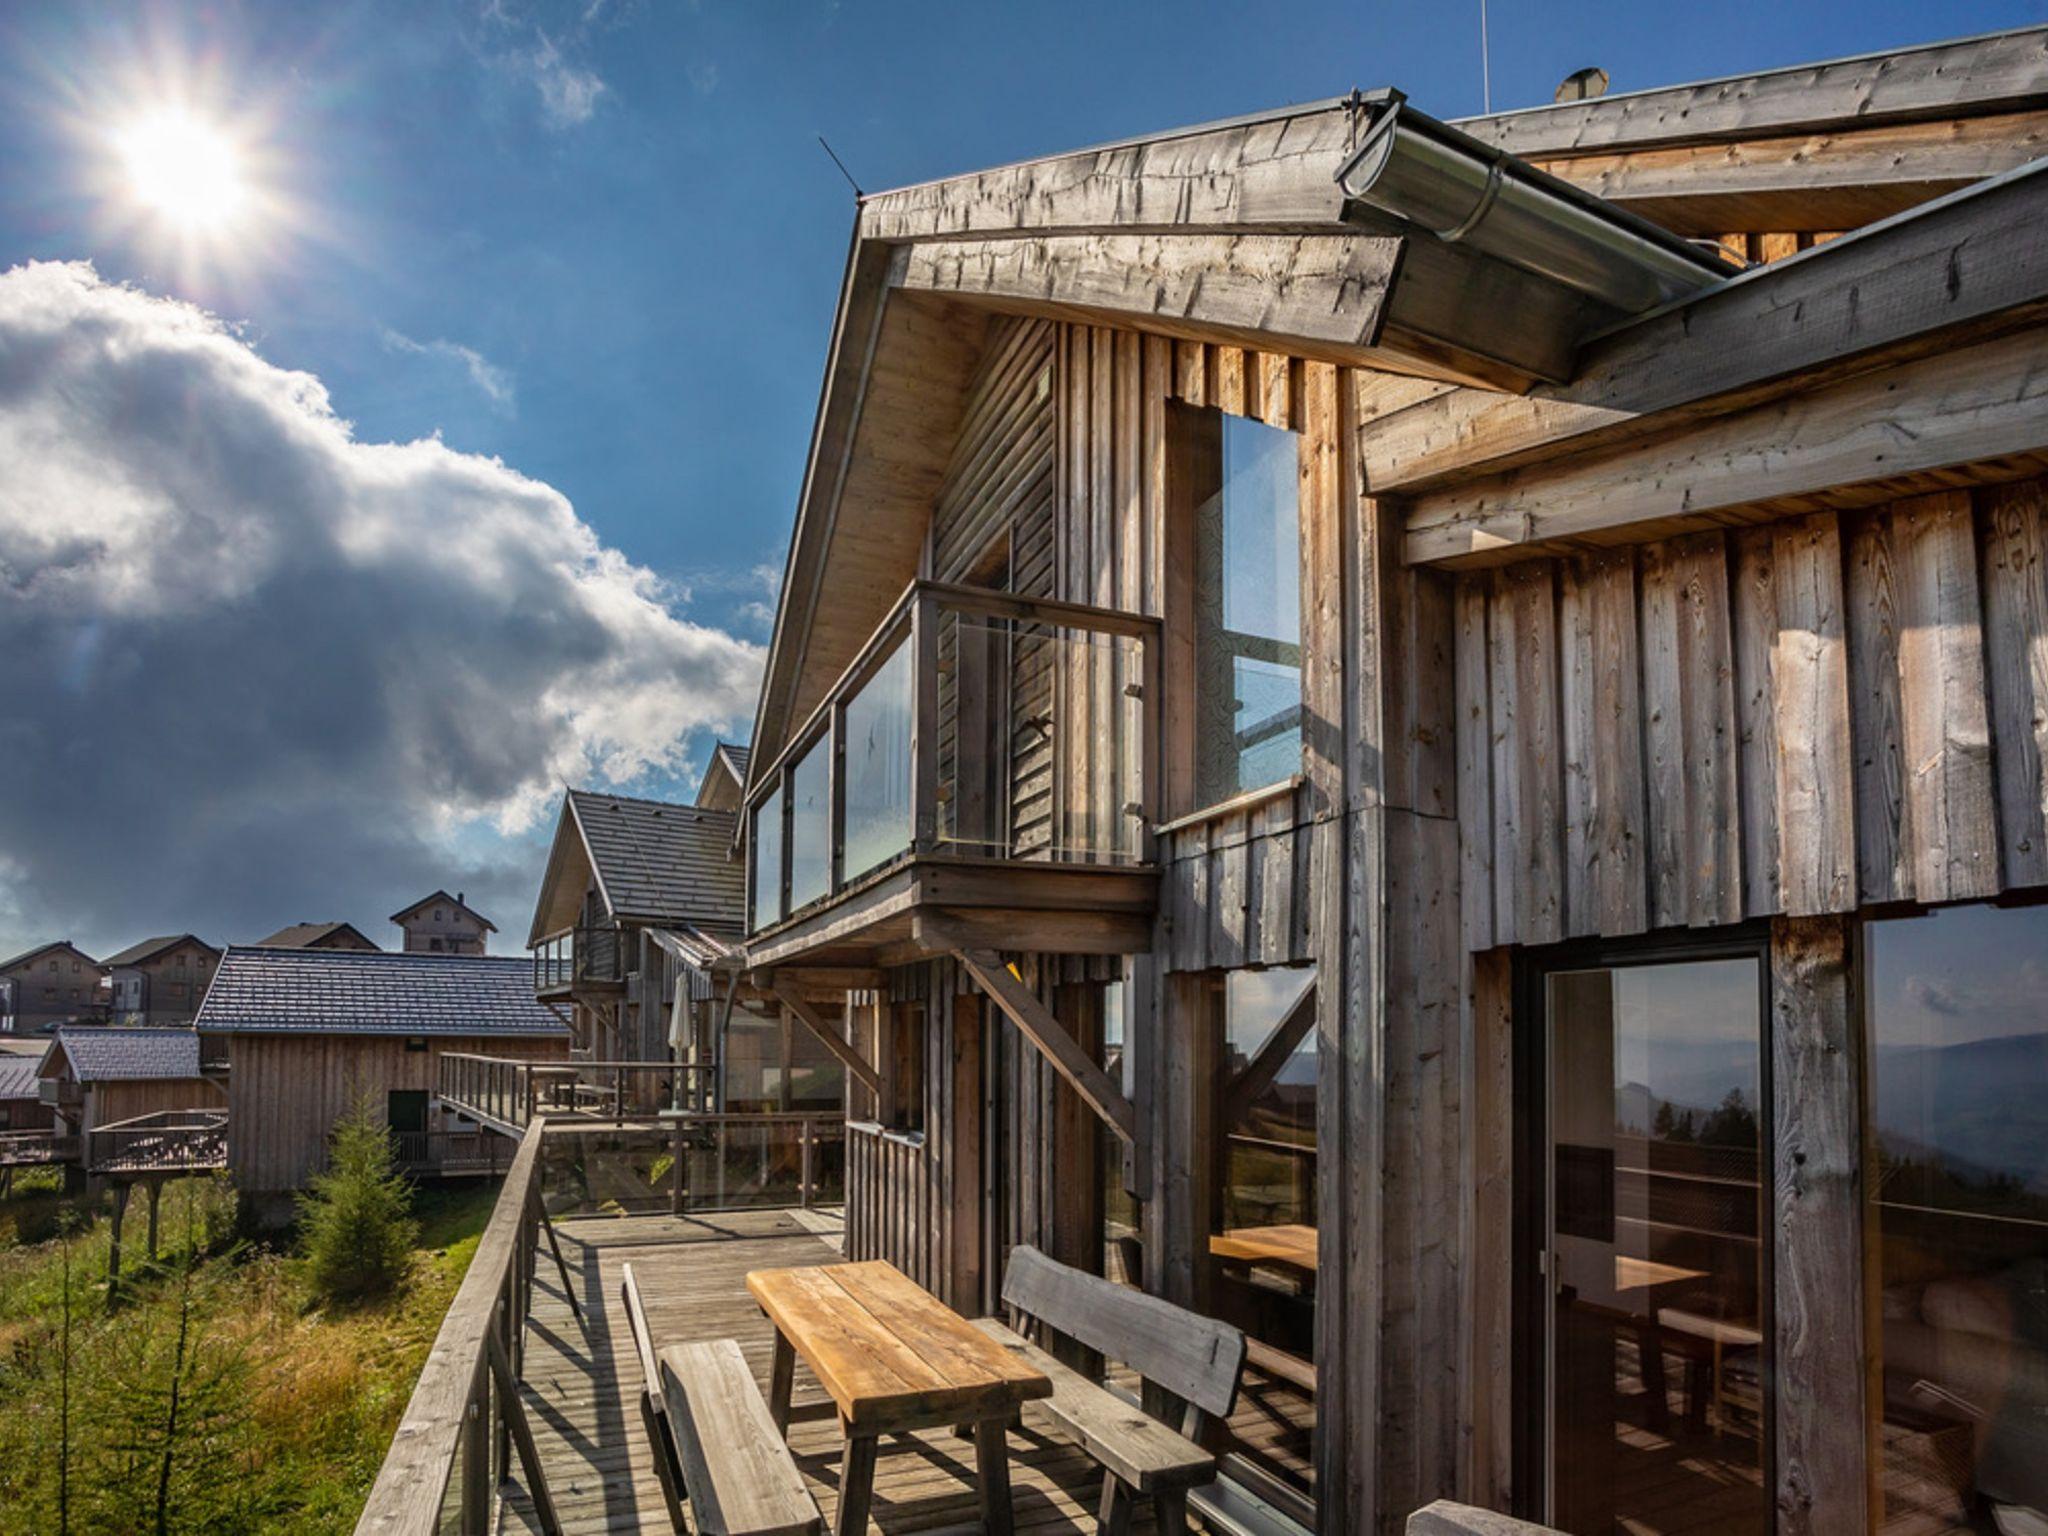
[1455,482,2048,949]
[222,1034,568,1193]
[88,1077,225,1136]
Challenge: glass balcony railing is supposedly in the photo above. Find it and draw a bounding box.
[746,580,1160,934]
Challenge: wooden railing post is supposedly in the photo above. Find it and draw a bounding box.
[459,1364,488,1535]
[799,1117,814,1209]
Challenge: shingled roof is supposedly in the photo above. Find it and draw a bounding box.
[253,921,381,951]
[101,934,219,969]
[48,1027,202,1082]
[0,1055,44,1100]
[570,791,743,931]
[195,947,569,1038]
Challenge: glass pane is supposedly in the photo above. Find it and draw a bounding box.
[1867,905,2048,1532]
[788,738,829,912]
[1545,960,1767,1536]
[939,616,1143,864]
[749,787,782,933]
[1196,414,1302,808]
[1207,965,1319,1504]
[1101,981,1140,1286]
[844,642,912,881]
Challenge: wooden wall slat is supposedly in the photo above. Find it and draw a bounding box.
[1848,507,1912,903]
[1981,480,2048,888]
[1732,528,1782,918]
[1455,580,1495,951]
[1770,513,1857,914]
[1559,549,1647,937]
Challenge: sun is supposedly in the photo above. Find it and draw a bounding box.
[116,109,248,232]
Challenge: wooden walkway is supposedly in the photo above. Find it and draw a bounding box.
[501,1208,1135,1536]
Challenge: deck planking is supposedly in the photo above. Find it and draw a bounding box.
[500,1208,1142,1536]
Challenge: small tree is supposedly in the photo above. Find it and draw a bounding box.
[297,1095,418,1304]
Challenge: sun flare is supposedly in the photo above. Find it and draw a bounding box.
[116,109,247,232]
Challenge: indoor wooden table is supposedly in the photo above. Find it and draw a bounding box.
[1209,1223,1319,1279]
[746,1260,1052,1536]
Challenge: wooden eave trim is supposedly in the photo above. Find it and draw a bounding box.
[1453,24,2048,158]
[1364,160,2048,501]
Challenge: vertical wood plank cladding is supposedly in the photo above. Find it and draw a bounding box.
[1458,948,1513,1509]
[1770,513,1857,915]
[1488,562,1563,945]
[1559,548,1646,938]
[1173,339,1205,406]
[1894,491,2000,901]
[1455,578,1495,951]
[1981,480,2048,887]
[1848,509,1912,903]
[1732,528,1782,918]
[1214,346,1246,416]
[1770,914,1870,1536]
[1301,363,1346,823]
[1640,533,1740,928]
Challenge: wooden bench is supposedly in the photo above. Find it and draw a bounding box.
[619,1263,820,1536]
[971,1244,1246,1536]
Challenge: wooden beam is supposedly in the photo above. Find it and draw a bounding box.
[950,947,1137,1146]
[1220,981,1317,1127]
[1529,108,2048,235]
[893,232,1402,368]
[1363,164,2048,497]
[907,907,1153,957]
[769,983,883,1097]
[1404,326,2048,566]
[1455,27,2048,157]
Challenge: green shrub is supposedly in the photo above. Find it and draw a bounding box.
[296,1097,417,1305]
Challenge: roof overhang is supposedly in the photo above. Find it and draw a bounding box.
[526,793,601,946]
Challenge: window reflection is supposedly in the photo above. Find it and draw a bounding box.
[788,739,829,912]
[1194,415,1302,808]
[844,643,912,881]
[1100,982,1141,1287]
[749,786,782,933]
[1206,965,1317,1509]
[1868,904,2048,1533]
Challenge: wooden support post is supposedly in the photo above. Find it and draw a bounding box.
[953,947,1137,1145]
[459,1367,489,1536]
[670,1124,685,1217]
[107,1181,130,1294]
[1771,914,1871,1535]
[486,1325,562,1536]
[145,1179,161,1262]
[770,983,883,1096]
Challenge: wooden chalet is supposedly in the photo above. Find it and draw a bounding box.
[37,1026,224,1144]
[101,933,221,1026]
[194,944,570,1206]
[721,25,2048,1536]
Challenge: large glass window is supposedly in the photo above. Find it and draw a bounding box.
[787,739,830,912]
[843,642,912,880]
[1195,415,1302,808]
[1539,955,1767,1536]
[749,786,782,933]
[1202,965,1318,1512]
[1100,981,1141,1287]
[1867,904,2048,1532]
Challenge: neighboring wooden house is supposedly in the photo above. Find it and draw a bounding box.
[0,941,104,1034]
[389,890,496,955]
[0,1054,54,1132]
[195,945,569,1206]
[733,28,2048,1536]
[253,920,381,951]
[694,741,751,812]
[38,1027,223,1142]
[101,934,221,1026]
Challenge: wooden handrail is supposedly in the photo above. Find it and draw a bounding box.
[355,1119,558,1536]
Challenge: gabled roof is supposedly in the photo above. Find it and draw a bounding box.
[254,921,381,951]
[46,1026,201,1083]
[102,934,220,969]
[695,741,753,812]
[0,1055,44,1100]
[0,940,97,975]
[527,789,744,945]
[388,890,498,933]
[195,947,569,1038]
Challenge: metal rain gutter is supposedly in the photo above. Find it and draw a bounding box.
[1336,96,1731,317]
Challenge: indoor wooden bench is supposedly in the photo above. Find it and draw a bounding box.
[620,1263,820,1536]
[971,1245,1247,1536]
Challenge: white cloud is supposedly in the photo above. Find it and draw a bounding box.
[380,326,516,412]
[0,261,761,953]
[529,32,606,126]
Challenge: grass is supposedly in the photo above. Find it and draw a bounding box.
[0,1174,499,1534]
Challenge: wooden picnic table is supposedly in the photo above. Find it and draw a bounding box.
[747,1260,1052,1536]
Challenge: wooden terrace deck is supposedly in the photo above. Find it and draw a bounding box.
[500,1207,1146,1536]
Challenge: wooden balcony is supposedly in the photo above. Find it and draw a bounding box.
[530,923,628,1001]
[743,580,1162,969]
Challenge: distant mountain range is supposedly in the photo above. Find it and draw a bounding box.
[1872,1030,2048,1196]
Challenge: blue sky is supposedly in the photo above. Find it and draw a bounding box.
[0,0,2041,957]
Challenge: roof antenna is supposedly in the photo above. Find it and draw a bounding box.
[818,135,863,200]
[1479,0,1493,113]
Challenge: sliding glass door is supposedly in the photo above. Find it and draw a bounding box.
[1530,950,1770,1536]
